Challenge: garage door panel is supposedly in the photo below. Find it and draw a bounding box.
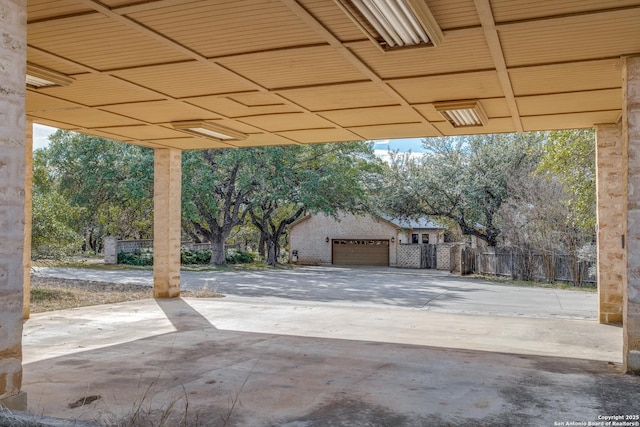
[332,239,389,266]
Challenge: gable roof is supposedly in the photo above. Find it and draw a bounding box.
[289,212,444,230]
[381,216,445,230]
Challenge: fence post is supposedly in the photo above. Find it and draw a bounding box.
[510,252,514,280]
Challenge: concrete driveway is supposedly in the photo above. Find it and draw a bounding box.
[34,265,596,319]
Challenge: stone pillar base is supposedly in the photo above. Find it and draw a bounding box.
[0,392,27,411]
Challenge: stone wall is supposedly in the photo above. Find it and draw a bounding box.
[596,123,624,324]
[104,238,213,264]
[624,55,640,372]
[0,0,27,409]
[289,212,398,265]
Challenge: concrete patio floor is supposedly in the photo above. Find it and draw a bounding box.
[19,294,638,426]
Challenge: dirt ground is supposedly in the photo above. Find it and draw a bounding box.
[29,275,222,313]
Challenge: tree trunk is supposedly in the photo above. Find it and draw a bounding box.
[210,234,226,265]
[258,232,266,258]
[266,239,277,266]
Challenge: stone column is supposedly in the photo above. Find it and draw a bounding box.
[153,148,182,298]
[23,119,33,319]
[104,237,118,264]
[0,0,27,410]
[624,55,640,373]
[595,123,624,324]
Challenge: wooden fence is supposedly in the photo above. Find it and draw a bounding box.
[465,247,596,286]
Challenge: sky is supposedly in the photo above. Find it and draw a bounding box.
[33,124,58,150]
[33,124,426,155]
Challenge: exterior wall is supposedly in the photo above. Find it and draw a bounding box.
[290,213,398,266]
[398,230,440,245]
[0,0,27,409]
[23,119,32,319]
[624,56,640,373]
[596,123,624,324]
[396,244,421,268]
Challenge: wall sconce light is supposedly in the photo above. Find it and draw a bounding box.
[391,237,395,243]
[326,236,330,243]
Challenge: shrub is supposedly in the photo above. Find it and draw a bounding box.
[117,247,254,265]
[226,249,255,264]
[181,247,212,264]
[118,248,153,266]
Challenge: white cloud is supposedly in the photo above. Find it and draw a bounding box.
[32,124,58,150]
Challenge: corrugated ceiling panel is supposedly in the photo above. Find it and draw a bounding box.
[240,113,334,132]
[233,133,299,147]
[298,0,368,42]
[521,111,621,131]
[428,0,481,29]
[432,117,516,135]
[28,0,92,22]
[319,106,424,127]
[184,95,300,117]
[100,100,220,123]
[388,71,503,104]
[130,1,324,58]
[278,82,399,111]
[28,14,188,70]
[278,128,359,143]
[26,91,79,113]
[349,123,440,139]
[112,62,255,98]
[33,74,163,106]
[500,11,640,67]
[509,60,622,96]
[27,47,87,75]
[348,29,492,79]
[145,137,232,150]
[491,0,640,23]
[29,108,142,128]
[516,89,621,116]
[219,46,366,90]
[100,125,188,140]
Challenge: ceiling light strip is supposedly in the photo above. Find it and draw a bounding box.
[25,63,74,88]
[344,0,439,49]
[172,121,247,142]
[434,101,488,128]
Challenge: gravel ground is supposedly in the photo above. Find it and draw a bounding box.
[29,275,223,313]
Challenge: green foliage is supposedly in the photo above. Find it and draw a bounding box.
[182,142,381,266]
[118,249,154,266]
[247,142,381,265]
[37,130,154,254]
[31,189,84,259]
[537,129,596,232]
[225,249,255,264]
[379,133,543,246]
[117,248,216,265]
[181,248,212,265]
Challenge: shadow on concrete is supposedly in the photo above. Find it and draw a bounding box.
[154,297,217,332]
